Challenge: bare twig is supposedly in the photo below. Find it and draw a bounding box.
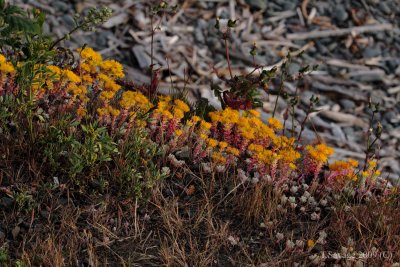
[286,23,393,40]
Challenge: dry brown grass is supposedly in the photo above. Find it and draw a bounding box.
[1,147,400,267]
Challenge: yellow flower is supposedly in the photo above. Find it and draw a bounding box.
[187,115,201,126]
[97,107,109,117]
[78,47,102,64]
[289,163,297,170]
[0,62,16,74]
[80,62,96,73]
[307,144,334,162]
[199,133,208,140]
[174,99,190,112]
[329,159,360,182]
[100,90,115,100]
[212,152,227,164]
[247,109,260,117]
[159,95,172,102]
[348,159,359,168]
[47,65,61,77]
[0,55,15,74]
[226,146,240,156]
[362,171,370,178]
[248,144,263,153]
[209,108,240,124]
[279,149,300,163]
[175,129,183,137]
[99,59,124,78]
[267,117,283,130]
[62,70,81,83]
[173,108,185,119]
[77,107,87,117]
[368,160,377,168]
[307,239,315,248]
[68,83,87,95]
[241,128,255,140]
[191,115,201,123]
[218,141,228,149]
[200,121,212,130]
[82,74,93,83]
[161,110,173,120]
[207,138,218,148]
[329,160,351,171]
[120,91,152,112]
[108,106,121,117]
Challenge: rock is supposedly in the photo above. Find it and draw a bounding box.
[334,6,349,22]
[245,0,267,9]
[61,14,75,28]
[95,31,113,48]
[0,231,5,240]
[315,41,329,54]
[302,128,317,142]
[283,2,297,10]
[288,62,301,76]
[362,46,382,58]
[132,45,151,69]
[339,99,356,110]
[386,59,400,72]
[194,27,205,43]
[383,110,397,123]
[196,18,207,29]
[374,32,387,42]
[52,1,70,12]
[379,2,391,15]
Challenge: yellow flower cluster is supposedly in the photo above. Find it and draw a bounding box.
[268,117,283,130]
[209,108,277,142]
[174,129,184,137]
[248,144,280,165]
[306,143,335,163]
[99,60,124,79]
[226,146,240,156]
[209,107,240,125]
[47,65,61,79]
[207,108,302,170]
[207,138,219,148]
[79,47,102,64]
[329,159,359,181]
[97,105,121,117]
[361,160,380,178]
[98,73,121,101]
[154,95,190,120]
[186,115,201,127]
[0,54,15,75]
[278,149,301,164]
[63,69,81,83]
[119,91,153,113]
[211,152,227,164]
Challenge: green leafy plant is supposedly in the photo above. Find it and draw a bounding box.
[42,122,119,180]
[0,248,8,263]
[114,128,166,199]
[0,0,44,50]
[68,123,119,178]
